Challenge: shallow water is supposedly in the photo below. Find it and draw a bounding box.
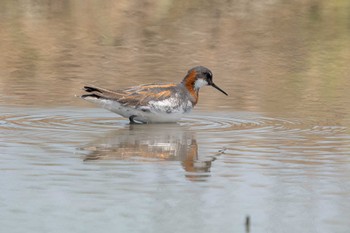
[1,0,350,233]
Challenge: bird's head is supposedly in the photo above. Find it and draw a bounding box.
[182,66,228,96]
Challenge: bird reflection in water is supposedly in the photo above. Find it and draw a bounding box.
[80,124,216,179]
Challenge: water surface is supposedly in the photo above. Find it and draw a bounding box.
[1,1,350,233]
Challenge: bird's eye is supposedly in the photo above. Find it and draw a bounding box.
[205,72,212,80]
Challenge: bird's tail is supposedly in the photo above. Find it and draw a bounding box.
[81,85,126,114]
[81,85,118,100]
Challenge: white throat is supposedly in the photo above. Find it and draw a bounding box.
[194,79,208,90]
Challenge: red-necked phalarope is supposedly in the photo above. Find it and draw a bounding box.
[81,66,228,123]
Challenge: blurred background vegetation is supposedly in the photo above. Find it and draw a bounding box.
[0,0,349,120]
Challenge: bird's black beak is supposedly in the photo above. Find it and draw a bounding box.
[211,83,228,96]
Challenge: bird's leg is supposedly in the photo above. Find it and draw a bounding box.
[129,115,139,124]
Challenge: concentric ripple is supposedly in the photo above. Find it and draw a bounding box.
[0,108,126,133]
[183,113,297,132]
[181,113,347,135]
[0,108,285,135]
[0,108,347,136]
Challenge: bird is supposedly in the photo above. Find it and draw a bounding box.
[81,66,228,123]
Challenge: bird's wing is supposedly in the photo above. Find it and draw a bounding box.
[82,83,177,107]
